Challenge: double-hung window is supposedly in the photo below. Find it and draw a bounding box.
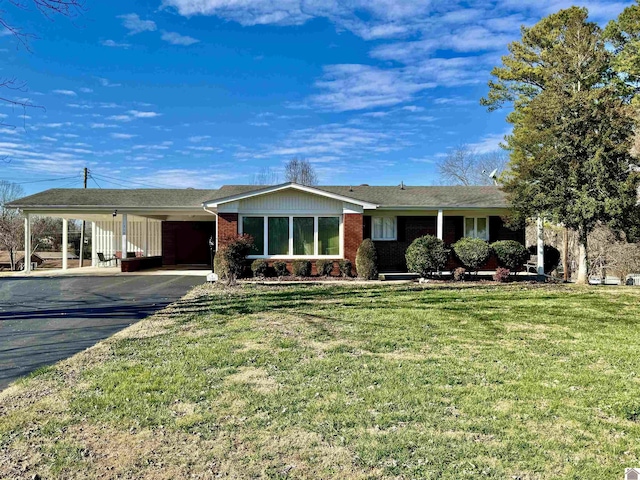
[372,216,397,241]
[241,215,341,257]
[464,217,489,240]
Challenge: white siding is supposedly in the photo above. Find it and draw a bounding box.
[95,217,161,257]
[238,190,343,214]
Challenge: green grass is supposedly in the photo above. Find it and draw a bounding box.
[2,283,640,479]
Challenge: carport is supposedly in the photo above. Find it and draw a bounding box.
[12,189,220,274]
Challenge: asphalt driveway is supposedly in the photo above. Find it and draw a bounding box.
[0,275,203,390]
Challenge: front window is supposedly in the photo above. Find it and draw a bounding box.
[318,217,340,255]
[268,217,289,255]
[465,217,489,240]
[293,217,314,255]
[242,216,264,254]
[242,215,341,257]
[372,216,397,241]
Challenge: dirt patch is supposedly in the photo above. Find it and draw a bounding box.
[226,367,279,394]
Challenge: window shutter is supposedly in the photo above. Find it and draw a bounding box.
[397,216,406,242]
[363,216,372,239]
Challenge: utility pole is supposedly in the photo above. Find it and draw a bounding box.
[79,167,88,268]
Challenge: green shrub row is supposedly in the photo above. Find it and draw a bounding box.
[249,259,352,278]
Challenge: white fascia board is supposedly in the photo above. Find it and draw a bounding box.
[373,205,509,211]
[203,183,378,210]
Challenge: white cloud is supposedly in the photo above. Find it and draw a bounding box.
[91,123,119,128]
[161,31,200,46]
[52,89,77,96]
[111,133,137,139]
[102,39,132,48]
[97,78,122,88]
[107,115,132,122]
[118,13,157,35]
[127,110,162,119]
[188,135,211,142]
[79,87,94,93]
[41,136,58,142]
[135,168,238,188]
[310,64,435,111]
[467,129,511,154]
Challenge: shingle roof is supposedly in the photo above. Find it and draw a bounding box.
[8,184,508,209]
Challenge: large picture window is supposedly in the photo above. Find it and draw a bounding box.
[293,217,314,255]
[242,217,264,254]
[268,217,289,255]
[372,216,397,241]
[318,217,339,255]
[464,217,489,240]
[241,215,341,258]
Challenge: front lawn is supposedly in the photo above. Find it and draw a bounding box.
[2,283,640,479]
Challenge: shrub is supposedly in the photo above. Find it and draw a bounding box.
[315,259,333,277]
[213,253,226,281]
[452,237,491,274]
[453,267,466,282]
[356,239,378,280]
[292,259,312,277]
[338,259,353,278]
[251,259,268,278]
[217,235,253,285]
[493,267,511,283]
[405,235,448,278]
[491,240,528,271]
[273,261,288,277]
[528,245,561,274]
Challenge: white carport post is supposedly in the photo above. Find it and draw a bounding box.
[145,218,149,256]
[24,213,31,274]
[62,218,68,270]
[536,216,545,279]
[436,209,444,240]
[121,213,128,260]
[91,221,97,266]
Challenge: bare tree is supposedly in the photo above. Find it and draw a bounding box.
[1,0,84,128]
[284,157,318,186]
[437,145,508,186]
[252,167,279,185]
[0,180,25,270]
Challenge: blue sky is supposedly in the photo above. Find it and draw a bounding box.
[0,0,631,194]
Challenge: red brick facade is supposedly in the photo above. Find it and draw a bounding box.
[343,213,364,274]
[217,213,238,249]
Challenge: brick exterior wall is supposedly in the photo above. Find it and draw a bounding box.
[343,213,363,274]
[365,215,526,272]
[217,213,238,249]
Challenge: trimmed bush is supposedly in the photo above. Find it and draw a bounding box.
[356,239,378,280]
[315,259,333,277]
[528,245,561,274]
[452,237,491,274]
[405,235,448,278]
[491,240,528,271]
[273,261,288,277]
[292,260,312,277]
[493,267,511,283]
[453,267,466,282]
[338,259,353,278]
[217,235,254,285]
[251,259,268,278]
[213,253,226,281]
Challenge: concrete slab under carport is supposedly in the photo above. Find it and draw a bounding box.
[0,274,204,390]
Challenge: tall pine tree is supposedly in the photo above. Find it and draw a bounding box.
[482,7,640,284]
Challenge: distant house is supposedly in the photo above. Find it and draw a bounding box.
[0,251,44,271]
[38,251,79,261]
[8,183,525,273]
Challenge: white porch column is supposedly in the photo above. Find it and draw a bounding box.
[144,218,149,256]
[91,221,97,266]
[436,209,444,240]
[537,216,545,278]
[62,218,68,270]
[121,213,128,259]
[24,213,31,273]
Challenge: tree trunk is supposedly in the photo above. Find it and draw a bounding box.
[563,227,570,282]
[576,230,589,285]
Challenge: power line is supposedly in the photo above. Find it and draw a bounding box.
[89,174,102,189]
[4,175,79,185]
[90,172,178,189]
